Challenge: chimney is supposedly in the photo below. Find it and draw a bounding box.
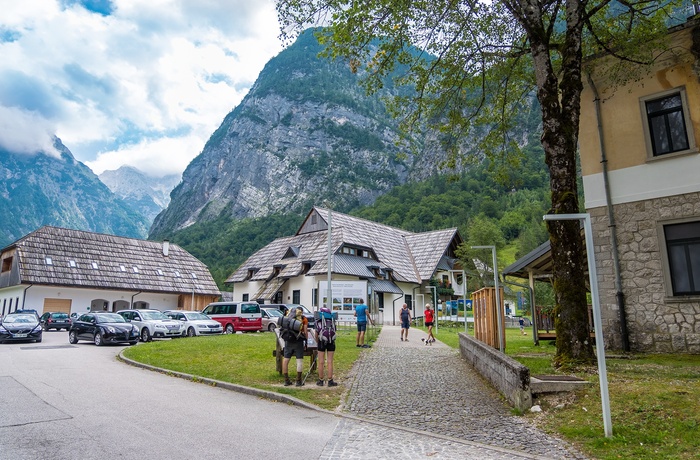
[163,240,170,257]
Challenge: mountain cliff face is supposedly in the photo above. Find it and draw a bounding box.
[0,138,149,247]
[150,29,445,238]
[99,166,180,224]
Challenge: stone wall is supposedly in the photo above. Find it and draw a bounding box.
[458,332,532,411]
[589,192,700,353]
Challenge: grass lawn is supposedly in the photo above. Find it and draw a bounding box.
[122,325,376,411]
[124,321,700,459]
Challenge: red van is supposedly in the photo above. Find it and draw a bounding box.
[202,302,262,334]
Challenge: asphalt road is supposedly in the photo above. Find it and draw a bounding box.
[0,331,338,460]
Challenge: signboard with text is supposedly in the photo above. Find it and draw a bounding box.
[318,280,368,322]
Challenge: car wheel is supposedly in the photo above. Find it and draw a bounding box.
[35,338,42,343]
[94,332,103,346]
[268,323,276,332]
[42,323,48,331]
[68,330,79,344]
[225,324,234,334]
[187,327,196,337]
[141,328,151,342]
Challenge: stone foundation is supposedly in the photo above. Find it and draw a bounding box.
[589,192,700,353]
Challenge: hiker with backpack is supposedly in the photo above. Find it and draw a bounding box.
[280,306,308,386]
[315,307,338,387]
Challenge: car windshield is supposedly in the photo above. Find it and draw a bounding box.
[4,314,37,324]
[51,313,69,319]
[141,311,168,320]
[184,312,210,321]
[96,314,127,324]
[264,309,283,317]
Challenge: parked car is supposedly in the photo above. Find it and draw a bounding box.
[267,304,316,329]
[14,309,40,318]
[260,307,284,332]
[201,302,262,334]
[116,309,185,342]
[163,310,224,337]
[0,312,42,343]
[68,312,139,346]
[40,312,72,331]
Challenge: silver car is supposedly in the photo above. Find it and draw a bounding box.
[117,309,185,342]
[163,310,224,337]
[260,307,284,332]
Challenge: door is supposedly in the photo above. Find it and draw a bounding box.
[43,298,72,314]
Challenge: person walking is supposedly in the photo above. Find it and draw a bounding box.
[519,317,527,335]
[423,303,435,345]
[354,299,372,348]
[281,306,308,386]
[315,306,338,387]
[399,303,411,341]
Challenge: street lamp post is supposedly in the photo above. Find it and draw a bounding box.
[471,245,504,352]
[543,213,612,438]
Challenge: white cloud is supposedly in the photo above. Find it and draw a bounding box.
[0,106,60,157]
[0,0,283,177]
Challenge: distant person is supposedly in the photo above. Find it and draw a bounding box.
[354,299,372,348]
[422,303,435,345]
[281,306,308,386]
[519,317,527,335]
[315,306,338,387]
[399,303,411,341]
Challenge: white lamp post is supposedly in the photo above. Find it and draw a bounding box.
[543,213,612,438]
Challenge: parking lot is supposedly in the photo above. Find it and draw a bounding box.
[0,331,337,460]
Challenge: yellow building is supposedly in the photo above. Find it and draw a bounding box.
[579,15,700,352]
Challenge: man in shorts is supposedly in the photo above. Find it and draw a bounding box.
[282,307,308,386]
[399,303,412,341]
[354,299,373,348]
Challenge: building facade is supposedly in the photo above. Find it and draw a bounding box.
[226,207,465,324]
[0,226,221,317]
[579,17,700,352]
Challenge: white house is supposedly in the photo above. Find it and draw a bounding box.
[0,226,221,317]
[226,207,466,324]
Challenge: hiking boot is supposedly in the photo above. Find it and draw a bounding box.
[284,379,292,386]
[327,379,338,387]
[296,380,304,387]
[400,337,404,341]
[316,379,324,386]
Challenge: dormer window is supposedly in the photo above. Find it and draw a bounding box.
[341,246,357,256]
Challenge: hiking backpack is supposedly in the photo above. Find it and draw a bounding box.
[316,307,336,344]
[277,314,303,341]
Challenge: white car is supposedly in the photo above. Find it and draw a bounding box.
[163,310,224,337]
[117,309,185,342]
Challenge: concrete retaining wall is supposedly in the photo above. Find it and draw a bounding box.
[458,332,532,411]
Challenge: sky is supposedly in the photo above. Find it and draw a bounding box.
[0,0,285,178]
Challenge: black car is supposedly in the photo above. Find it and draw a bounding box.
[40,312,72,331]
[0,313,43,343]
[69,312,139,346]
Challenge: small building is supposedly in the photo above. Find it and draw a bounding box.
[0,226,221,317]
[226,207,465,323]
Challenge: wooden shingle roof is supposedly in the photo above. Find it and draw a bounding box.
[227,207,463,286]
[7,226,220,295]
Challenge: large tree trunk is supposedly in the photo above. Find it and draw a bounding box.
[519,0,595,366]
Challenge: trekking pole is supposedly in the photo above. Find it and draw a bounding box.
[302,349,317,384]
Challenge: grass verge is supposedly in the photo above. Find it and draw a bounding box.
[122,325,373,411]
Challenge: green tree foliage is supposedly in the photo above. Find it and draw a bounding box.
[276,0,685,365]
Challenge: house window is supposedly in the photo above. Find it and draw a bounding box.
[292,290,300,304]
[312,288,318,307]
[664,221,700,295]
[242,294,249,301]
[1,257,12,273]
[642,88,695,157]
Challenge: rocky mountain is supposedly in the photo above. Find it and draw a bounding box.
[0,138,150,247]
[150,29,448,239]
[99,166,180,224]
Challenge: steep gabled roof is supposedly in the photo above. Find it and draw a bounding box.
[227,207,463,286]
[5,226,220,295]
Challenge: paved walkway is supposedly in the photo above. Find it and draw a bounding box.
[319,325,588,459]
